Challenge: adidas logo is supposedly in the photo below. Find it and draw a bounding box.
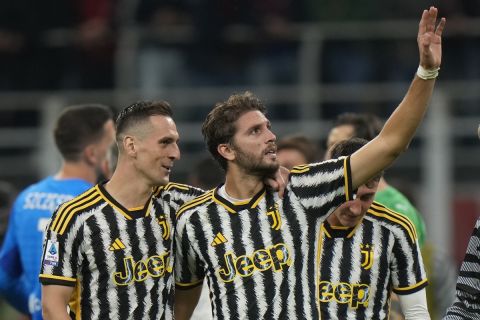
[211,232,228,247]
[109,238,126,251]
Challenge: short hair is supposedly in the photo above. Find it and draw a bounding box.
[202,91,267,170]
[115,100,173,141]
[333,113,383,141]
[277,134,318,163]
[54,104,114,162]
[330,137,383,180]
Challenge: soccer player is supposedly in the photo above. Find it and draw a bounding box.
[174,7,445,319]
[321,137,428,318]
[325,112,458,318]
[39,101,205,320]
[443,125,480,319]
[326,112,427,247]
[0,104,115,319]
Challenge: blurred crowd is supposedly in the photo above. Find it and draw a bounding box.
[0,0,480,93]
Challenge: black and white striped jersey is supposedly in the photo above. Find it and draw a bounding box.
[175,157,354,319]
[39,182,203,320]
[444,218,480,319]
[317,201,427,320]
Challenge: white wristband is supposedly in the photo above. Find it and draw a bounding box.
[416,65,440,80]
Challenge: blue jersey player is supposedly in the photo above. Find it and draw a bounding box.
[0,104,115,319]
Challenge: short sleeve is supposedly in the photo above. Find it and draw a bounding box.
[175,215,205,290]
[390,228,428,295]
[287,156,354,217]
[39,212,84,287]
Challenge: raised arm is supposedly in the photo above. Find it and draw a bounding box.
[350,6,446,189]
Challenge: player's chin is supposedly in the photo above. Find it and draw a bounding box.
[155,174,170,186]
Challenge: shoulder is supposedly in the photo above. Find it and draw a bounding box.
[155,182,204,199]
[366,201,418,243]
[176,189,215,222]
[48,186,105,236]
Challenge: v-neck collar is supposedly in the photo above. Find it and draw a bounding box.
[323,220,362,239]
[212,183,266,213]
[97,183,154,220]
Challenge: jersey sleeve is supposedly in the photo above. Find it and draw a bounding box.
[39,208,84,287]
[456,219,480,293]
[160,183,205,210]
[287,156,354,217]
[390,223,428,295]
[0,200,29,312]
[175,213,205,290]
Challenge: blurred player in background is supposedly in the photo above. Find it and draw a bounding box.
[0,104,115,320]
[276,134,319,170]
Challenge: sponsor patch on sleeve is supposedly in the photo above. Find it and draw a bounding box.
[44,240,60,266]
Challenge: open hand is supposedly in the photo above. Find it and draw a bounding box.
[417,6,446,70]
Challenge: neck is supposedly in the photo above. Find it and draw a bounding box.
[224,165,265,199]
[55,161,97,184]
[104,160,154,208]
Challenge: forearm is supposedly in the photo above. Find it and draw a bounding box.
[42,284,74,320]
[380,76,435,155]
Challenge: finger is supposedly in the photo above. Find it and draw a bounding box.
[418,9,428,37]
[435,17,446,37]
[426,6,437,33]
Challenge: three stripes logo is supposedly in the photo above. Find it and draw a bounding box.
[266,204,282,230]
[109,238,126,251]
[360,244,374,270]
[211,232,228,247]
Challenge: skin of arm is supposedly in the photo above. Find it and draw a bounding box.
[350,7,445,189]
[41,285,74,320]
[175,285,203,320]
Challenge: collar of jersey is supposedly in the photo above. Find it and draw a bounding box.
[323,220,361,238]
[96,183,153,220]
[212,184,266,213]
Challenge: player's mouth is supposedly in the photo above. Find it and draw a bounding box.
[264,146,277,158]
[162,165,173,173]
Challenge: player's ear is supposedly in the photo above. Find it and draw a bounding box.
[218,143,235,161]
[83,144,97,165]
[123,135,136,157]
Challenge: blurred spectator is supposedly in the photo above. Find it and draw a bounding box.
[246,0,305,85]
[277,134,319,170]
[136,0,192,97]
[0,0,115,91]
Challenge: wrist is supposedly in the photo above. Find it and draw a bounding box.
[416,65,440,80]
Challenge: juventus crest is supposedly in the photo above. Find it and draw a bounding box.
[360,244,374,270]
